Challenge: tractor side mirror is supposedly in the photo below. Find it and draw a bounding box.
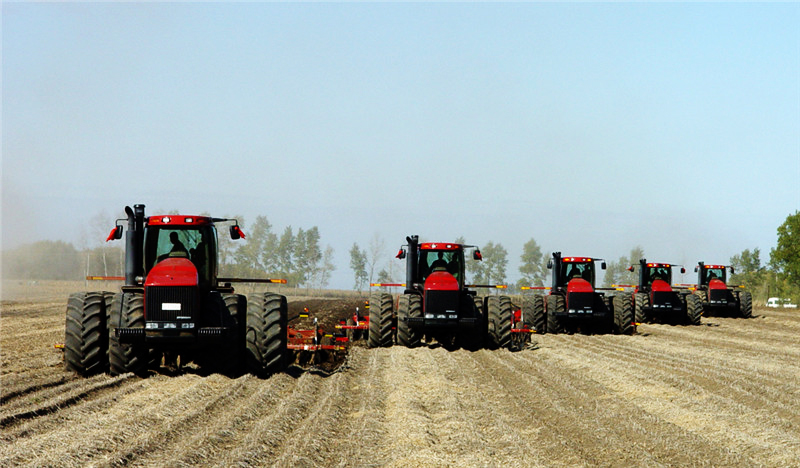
[547,259,553,269]
[694,266,699,273]
[680,267,686,274]
[473,249,482,261]
[230,225,245,240]
[729,266,735,274]
[106,225,123,242]
[396,248,406,259]
[627,265,634,272]
[601,262,607,270]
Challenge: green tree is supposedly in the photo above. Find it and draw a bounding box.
[311,245,336,289]
[217,214,245,275]
[294,227,322,288]
[481,242,508,285]
[519,238,546,287]
[276,226,296,284]
[603,246,644,287]
[771,211,800,284]
[349,243,368,291]
[232,215,275,277]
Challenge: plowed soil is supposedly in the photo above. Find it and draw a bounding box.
[2,292,800,467]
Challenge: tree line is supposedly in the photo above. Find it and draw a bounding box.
[2,213,335,289]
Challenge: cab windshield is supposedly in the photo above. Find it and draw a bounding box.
[646,267,672,284]
[561,262,594,285]
[144,225,217,283]
[419,250,463,283]
[705,268,726,284]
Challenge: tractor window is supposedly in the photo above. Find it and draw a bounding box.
[705,268,725,283]
[144,226,217,283]
[647,267,671,284]
[419,250,462,282]
[562,262,593,284]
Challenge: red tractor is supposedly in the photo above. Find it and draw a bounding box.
[626,259,701,325]
[64,204,289,378]
[368,235,523,350]
[690,262,752,318]
[524,252,633,334]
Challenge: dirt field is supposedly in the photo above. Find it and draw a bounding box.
[2,284,800,467]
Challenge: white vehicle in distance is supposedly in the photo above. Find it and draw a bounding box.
[766,297,798,308]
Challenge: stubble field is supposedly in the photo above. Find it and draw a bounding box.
[1,281,799,467]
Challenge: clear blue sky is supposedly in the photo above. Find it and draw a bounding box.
[3,2,799,288]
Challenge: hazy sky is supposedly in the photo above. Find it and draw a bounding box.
[3,2,799,288]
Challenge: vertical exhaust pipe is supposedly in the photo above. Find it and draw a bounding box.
[406,235,419,291]
[124,204,146,286]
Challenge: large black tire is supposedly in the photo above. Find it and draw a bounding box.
[397,294,422,348]
[634,293,649,324]
[739,291,753,318]
[685,293,702,325]
[219,293,246,375]
[524,294,546,334]
[65,292,109,376]
[367,292,394,348]
[612,293,634,335]
[245,293,289,376]
[546,295,566,334]
[487,296,512,349]
[109,292,149,377]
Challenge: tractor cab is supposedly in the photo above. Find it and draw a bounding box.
[417,243,466,288]
[696,262,729,288]
[631,260,685,293]
[144,216,220,287]
[549,253,605,292]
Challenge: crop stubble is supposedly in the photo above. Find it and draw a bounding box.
[1,297,799,467]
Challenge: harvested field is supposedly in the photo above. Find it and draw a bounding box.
[2,287,800,467]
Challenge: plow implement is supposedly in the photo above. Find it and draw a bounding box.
[288,308,348,367]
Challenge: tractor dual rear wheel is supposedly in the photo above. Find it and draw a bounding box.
[65,292,111,376]
[524,294,546,335]
[612,293,634,335]
[245,293,289,376]
[546,295,566,334]
[109,292,149,377]
[397,294,422,348]
[487,296,512,349]
[738,291,753,318]
[685,293,702,325]
[634,293,649,324]
[368,292,394,348]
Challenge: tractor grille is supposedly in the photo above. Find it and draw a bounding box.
[145,286,197,321]
[708,289,731,305]
[424,290,460,319]
[567,292,594,315]
[652,291,678,309]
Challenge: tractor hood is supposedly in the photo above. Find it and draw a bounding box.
[708,278,728,290]
[425,271,459,291]
[651,279,673,292]
[145,258,198,287]
[566,278,594,293]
